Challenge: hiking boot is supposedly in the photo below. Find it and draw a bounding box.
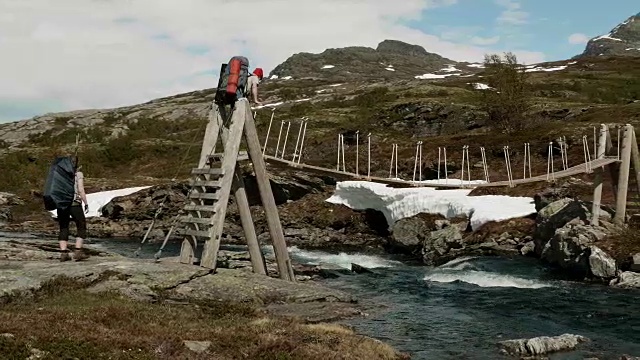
[60,252,71,262]
[73,248,89,261]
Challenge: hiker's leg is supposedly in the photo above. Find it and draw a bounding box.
[71,205,87,249]
[70,205,89,260]
[57,208,71,250]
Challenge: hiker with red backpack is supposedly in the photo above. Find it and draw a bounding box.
[214,56,265,107]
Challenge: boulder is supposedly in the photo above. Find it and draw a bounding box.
[610,272,640,289]
[422,226,464,266]
[588,246,617,279]
[541,222,612,280]
[390,213,450,254]
[0,192,24,226]
[498,334,589,357]
[534,198,591,255]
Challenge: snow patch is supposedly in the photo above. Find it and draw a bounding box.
[49,186,151,219]
[415,73,457,80]
[282,76,293,80]
[466,63,485,68]
[441,64,460,72]
[322,65,335,69]
[329,83,343,87]
[593,34,623,42]
[385,67,396,72]
[471,83,490,90]
[269,74,279,80]
[325,181,536,231]
[525,65,567,73]
[252,101,284,110]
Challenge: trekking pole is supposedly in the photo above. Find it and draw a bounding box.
[133,206,163,257]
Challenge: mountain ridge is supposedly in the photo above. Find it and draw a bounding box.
[576,12,640,58]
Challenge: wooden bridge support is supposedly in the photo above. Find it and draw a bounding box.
[179,99,294,281]
[614,124,633,225]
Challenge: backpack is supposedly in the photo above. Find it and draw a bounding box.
[42,156,76,211]
[214,56,250,106]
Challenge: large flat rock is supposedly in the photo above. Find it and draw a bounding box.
[0,238,362,323]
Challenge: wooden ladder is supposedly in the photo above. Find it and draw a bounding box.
[178,98,295,281]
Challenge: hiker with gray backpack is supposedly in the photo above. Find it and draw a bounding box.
[42,155,90,262]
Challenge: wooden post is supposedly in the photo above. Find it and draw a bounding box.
[242,104,295,281]
[630,127,640,195]
[614,124,633,225]
[200,103,247,269]
[606,126,619,202]
[591,124,608,226]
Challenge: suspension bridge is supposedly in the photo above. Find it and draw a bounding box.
[256,108,634,190]
[143,99,638,283]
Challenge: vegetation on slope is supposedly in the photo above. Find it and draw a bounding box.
[1,53,640,222]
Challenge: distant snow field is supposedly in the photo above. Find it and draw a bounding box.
[321,65,335,69]
[415,73,458,80]
[326,181,536,231]
[471,83,490,90]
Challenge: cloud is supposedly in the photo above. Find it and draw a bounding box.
[471,36,500,45]
[0,0,545,123]
[495,0,528,25]
[568,33,590,45]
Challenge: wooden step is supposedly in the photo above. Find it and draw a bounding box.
[190,180,222,188]
[180,216,212,225]
[182,228,211,238]
[191,168,223,176]
[184,205,217,213]
[189,192,220,200]
[207,151,249,162]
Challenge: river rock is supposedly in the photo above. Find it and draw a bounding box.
[421,226,464,266]
[390,213,450,254]
[610,272,640,289]
[541,222,612,280]
[498,333,589,357]
[534,198,591,255]
[588,246,617,279]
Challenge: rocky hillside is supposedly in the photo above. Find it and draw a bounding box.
[268,39,480,81]
[577,12,640,58]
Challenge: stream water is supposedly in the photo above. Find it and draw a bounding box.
[4,233,640,359]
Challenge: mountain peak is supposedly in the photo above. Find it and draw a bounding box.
[576,12,640,58]
[268,39,458,81]
[375,40,429,57]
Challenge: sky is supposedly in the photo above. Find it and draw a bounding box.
[0,0,638,123]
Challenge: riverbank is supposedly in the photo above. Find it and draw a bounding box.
[0,236,409,359]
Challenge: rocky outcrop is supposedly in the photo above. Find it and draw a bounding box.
[498,334,589,357]
[0,192,23,226]
[379,101,487,138]
[533,198,592,255]
[0,238,366,323]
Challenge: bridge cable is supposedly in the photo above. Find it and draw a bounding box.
[480,147,490,183]
[546,142,555,181]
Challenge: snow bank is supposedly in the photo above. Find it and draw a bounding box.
[525,65,567,73]
[325,181,536,231]
[415,73,457,80]
[471,83,490,90]
[49,186,151,219]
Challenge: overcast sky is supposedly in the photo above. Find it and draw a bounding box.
[0,0,637,123]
